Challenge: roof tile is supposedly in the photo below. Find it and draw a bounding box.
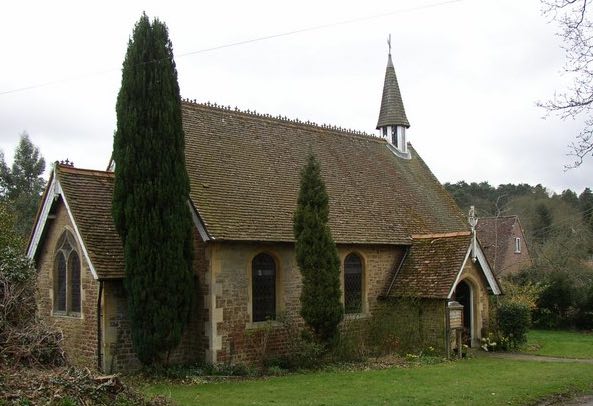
[183,102,466,243]
[389,234,471,299]
[57,165,124,279]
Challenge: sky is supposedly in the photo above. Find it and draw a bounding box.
[1,0,592,194]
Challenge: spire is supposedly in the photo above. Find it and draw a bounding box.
[376,48,410,129]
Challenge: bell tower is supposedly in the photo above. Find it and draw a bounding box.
[377,35,410,158]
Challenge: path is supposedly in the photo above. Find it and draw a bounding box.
[484,352,593,364]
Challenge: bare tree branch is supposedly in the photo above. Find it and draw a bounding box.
[541,0,593,167]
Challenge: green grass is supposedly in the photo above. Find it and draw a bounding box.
[525,330,593,359]
[144,358,593,405]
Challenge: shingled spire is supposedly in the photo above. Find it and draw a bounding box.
[377,36,410,156]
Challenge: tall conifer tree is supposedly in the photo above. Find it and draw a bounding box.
[293,152,343,342]
[112,14,194,365]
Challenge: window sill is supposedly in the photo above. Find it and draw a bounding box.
[246,320,284,330]
[52,311,82,319]
[344,312,370,320]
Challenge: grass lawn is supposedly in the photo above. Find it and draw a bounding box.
[144,357,593,405]
[525,330,593,359]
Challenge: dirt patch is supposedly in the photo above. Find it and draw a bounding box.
[535,394,593,406]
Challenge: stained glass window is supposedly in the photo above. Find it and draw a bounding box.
[54,231,81,315]
[252,253,276,322]
[344,253,362,314]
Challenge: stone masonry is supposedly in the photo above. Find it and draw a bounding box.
[35,201,100,368]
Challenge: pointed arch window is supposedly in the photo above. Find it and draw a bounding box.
[252,253,276,322]
[344,253,363,314]
[54,231,81,315]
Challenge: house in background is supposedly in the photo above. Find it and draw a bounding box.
[476,215,533,277]
[27,49,501,372]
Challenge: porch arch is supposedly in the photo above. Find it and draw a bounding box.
[453,277,482,347]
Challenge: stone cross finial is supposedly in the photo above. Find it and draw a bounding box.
[468,206,477,230]
[468,206,478,262]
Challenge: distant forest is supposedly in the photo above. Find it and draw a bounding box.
[443,181,593,254]
[444,181,593,329]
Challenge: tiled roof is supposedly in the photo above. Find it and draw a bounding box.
[182,101,467,244]
[43,101,468,278]
[57,165,124,279]
[376,54,410,129]
[475,216,517,273]
[388,233,471,299]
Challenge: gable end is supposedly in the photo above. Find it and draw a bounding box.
[27,168,99,280]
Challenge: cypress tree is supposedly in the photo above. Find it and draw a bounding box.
[112,13,194,365]
[533,203,553,246]
[293,152,343,342]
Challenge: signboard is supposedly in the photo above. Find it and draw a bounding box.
[448,301,464,330]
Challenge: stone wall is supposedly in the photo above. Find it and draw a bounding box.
[35,200,208,372]
[207,241,406,364]
[36,202,455,368]
[375,298,447,353]
[102,228,208,372]
[35,200,100,369]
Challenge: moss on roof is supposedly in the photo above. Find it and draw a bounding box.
[388,233,471,299]
[57,165,124,279]
[183,101,466,244]
[47,101,469,278]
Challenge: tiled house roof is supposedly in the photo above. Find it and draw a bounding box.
[476,216,514,268]
[476,215,531,275]
[388,233,472,299]
[57,165,124,279]
[376,54,410,129]
[182,102,466,244]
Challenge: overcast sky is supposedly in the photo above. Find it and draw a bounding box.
[1,0,591,194]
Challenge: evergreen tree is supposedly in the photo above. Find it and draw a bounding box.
[579,188,593,231]
[112,13,194,365]
[559,189,580,209]
[293,152,342,342]
[533,203,553,245]
[0,133,46,241]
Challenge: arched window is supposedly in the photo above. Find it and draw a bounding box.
[54,231,81,315]
[344,253,363,313]
[252,253,276,322]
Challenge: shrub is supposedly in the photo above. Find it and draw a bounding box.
[496,302,531,349]
[329,324,367,363]
[575,285,593,329]
[0,246,65,367]
[265,328,326,371]
[499,278,544,311]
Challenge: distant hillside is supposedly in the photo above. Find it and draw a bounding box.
[443,181,593,257]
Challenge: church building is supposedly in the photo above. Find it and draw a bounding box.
[27,49,501,371]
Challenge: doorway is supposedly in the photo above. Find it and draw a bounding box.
[454,280,472,345]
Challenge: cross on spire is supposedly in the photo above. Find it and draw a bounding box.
[387,34,391,55]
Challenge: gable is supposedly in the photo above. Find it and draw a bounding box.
[28,165,124,279]
[387,232,501,299]
[476,216,531,274]
[182,101,468,244]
